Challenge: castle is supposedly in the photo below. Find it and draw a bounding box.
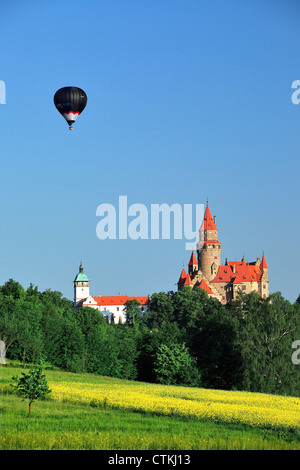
[73,263,149,323]
[73,203,269,319]
[177,204,269,303]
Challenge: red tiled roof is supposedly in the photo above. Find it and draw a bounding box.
[211,259,264,284]
[200,205,217,231]
[210,265,234,283]
[231,264,258,284]
[178,268,188,284]
[260,254,268,270]
[92,296,149,306]
[197,240,221,246]
[183,273,193,286]
[188,251,198,266]
[197,278,214,295]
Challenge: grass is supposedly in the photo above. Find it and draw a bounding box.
[1,364,299,450]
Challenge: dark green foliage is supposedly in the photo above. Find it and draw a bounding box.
[232,292,300,395]
[124,299,142,327]
[0,278,299,396]
[154,342,201,386]
[194,307,243,390]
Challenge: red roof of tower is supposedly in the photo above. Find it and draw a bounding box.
[183,273,193,286]
[188,251,198,266]
[260,254,268,270]
[178,268,188,284]
[200,204,217,231]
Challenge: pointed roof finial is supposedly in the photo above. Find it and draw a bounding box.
[260,252,268,269]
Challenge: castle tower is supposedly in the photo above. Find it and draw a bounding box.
[197,204,221,281]
[177,268,188,290]
[73,262,90,307]
[188,251,198,276]
[183,273,193,288]
[259,253,269,299]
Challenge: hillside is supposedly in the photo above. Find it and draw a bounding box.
[1,364,299,450]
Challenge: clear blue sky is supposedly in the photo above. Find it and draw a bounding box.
[1,0,299,302]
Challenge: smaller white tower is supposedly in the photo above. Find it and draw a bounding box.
[73,262,90,307]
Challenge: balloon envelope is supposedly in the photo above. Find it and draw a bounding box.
[54,87,87,129]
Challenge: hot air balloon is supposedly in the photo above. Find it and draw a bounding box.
[54,87,87,130]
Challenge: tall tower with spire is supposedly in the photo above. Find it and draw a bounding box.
[177,202,269,303]
[73,262,90,307]
[197,204,221,281]
[259,253,269,299]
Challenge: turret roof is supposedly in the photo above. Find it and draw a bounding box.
[260,253,268,269]
[74,263,89,282]
[200,204,217,231]
[178,268,188,284]
[188,251,198,266]
[183,273,193,286]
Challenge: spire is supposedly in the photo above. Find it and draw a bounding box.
[260,253,268,270]
[183,273,193,287]
[188,251,198,266]
[201,204,217,231]
[74,262,89,282]
[178,268,187,284]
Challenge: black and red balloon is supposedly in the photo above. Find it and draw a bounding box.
[54,87,87,130]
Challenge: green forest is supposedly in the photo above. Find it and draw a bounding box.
[0,278,299,396]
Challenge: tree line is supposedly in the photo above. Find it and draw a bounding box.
[0,278,299,396]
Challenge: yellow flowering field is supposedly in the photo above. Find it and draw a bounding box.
[50,379,300,431]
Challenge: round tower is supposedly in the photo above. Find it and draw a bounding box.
[197,204,221,281]
[73,262,90,307]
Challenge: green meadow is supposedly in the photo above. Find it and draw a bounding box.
[1,364,299,450]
